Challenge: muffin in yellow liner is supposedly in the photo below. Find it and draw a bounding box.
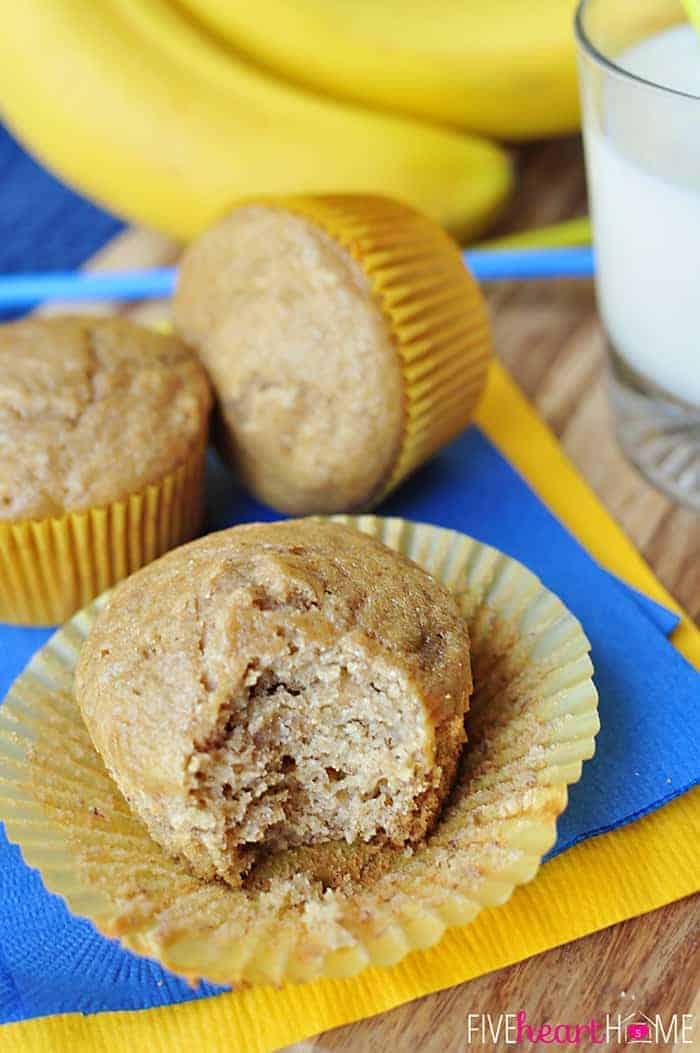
[0,316,211,626]
[0,444,207,626]
[0,516,598,986]
[174,195,491,514]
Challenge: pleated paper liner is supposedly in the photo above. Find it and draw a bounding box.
[0,516,599,986]
[223,195,492,506]
[0,431,208,626]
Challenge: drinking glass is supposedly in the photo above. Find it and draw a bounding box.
[575,0,700,510]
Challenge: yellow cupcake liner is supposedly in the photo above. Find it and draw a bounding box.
[237,194,492,506]
[0,516,598,987]
[0,432,207,626]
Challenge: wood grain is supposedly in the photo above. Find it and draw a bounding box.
[283,897,699,1052]
[70,136,698,1051]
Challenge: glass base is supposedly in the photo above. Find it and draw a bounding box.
[608,349,700,512]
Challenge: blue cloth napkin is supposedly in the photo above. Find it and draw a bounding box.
[1,434,698,1023]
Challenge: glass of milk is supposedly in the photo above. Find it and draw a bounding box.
[576,0,700,510]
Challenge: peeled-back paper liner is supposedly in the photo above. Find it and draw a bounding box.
[0,432,208,626]
[0,516,599,986]
[227,194,492,507]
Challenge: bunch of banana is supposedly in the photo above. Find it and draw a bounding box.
[179,0,581,141]
[0,0,515,241]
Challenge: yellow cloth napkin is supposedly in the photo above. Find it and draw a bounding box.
[2,361,697,1053]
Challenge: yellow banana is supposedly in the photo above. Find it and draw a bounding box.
[0,0,512,242]
[178,0,581,141]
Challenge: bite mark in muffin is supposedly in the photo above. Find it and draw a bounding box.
[76,520,472,887]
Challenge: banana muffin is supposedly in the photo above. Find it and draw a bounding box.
[174,203,404,515]
[76,519,472,887]
[0,315,211,520]
[174,196,491,516]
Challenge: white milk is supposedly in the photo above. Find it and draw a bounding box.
[583,25,700,407]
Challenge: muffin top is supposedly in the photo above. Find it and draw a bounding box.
[0,316,211,520]
[174,204,405,514]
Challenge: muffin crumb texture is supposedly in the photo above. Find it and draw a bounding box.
[76,520,471,887]
[0,315,211,520]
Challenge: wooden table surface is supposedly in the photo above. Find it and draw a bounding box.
[63,136,699,1052]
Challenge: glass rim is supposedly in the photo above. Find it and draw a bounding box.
[574,0,700,101]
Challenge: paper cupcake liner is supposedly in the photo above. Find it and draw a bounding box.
[0,516,598,986]
[0,433,207,626]
[243,194,491,506]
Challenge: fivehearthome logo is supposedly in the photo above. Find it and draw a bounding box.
[466,1010,695,1046]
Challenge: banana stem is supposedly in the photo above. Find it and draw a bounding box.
[681,0,700,33]
[0,247,595,310]
[476,216,592,250]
